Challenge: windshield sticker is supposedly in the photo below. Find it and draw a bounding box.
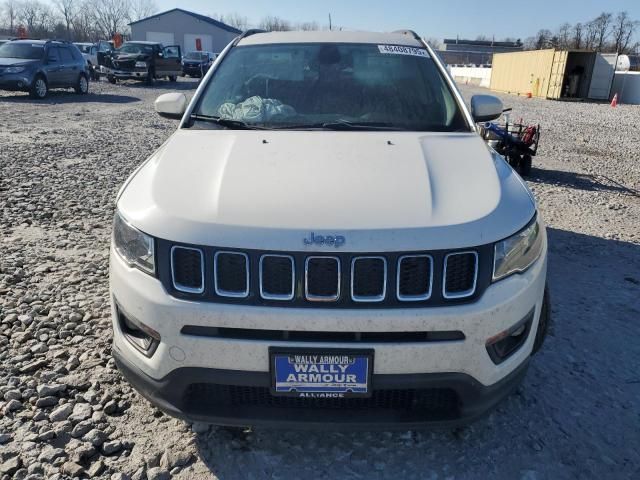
[378,45,429,57]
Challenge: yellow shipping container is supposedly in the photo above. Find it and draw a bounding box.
[490,49,618,100]
[490,49,561,98]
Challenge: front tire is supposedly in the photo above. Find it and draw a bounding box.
[108,75,117,84]
[75,74,89,94]
[29,75,48,99]
[146,68,155,85]
[168,75,177,82]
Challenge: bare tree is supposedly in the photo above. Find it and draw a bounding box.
[18,1,42,34]
[259,15,291,32]
[592,12,612,51]
[557,22,571,49]
[572,22,583,49]
[533,29,553,49]
[298,21,319,31]
[1,0,20,33]
[215,12,249,30]
[72,1,98,41]
[53,0,76,40]
[612,11,638,53]
[584,20,598,50]
[91,0,130,38]
[128,0,156,23]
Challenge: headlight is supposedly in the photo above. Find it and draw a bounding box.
[6,66,26,74]
[113,212,155,275]
[493,215,543,281]
[135,61,147,68]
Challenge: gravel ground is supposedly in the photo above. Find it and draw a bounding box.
[1,78,639,480]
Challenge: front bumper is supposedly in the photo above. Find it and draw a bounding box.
[183,65,206,75]
[110,238,547,426]
[105,68,147,80]
[0,74,34,91]
[114,347,529,429]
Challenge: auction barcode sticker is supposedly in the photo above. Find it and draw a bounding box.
[378,45,429,57]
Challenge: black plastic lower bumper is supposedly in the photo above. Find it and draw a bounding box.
[113,347,529,429]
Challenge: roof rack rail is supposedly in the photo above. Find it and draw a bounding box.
[392,29,422,41]
[232,29,266,46]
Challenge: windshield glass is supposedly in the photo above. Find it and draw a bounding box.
[193,43,467,131]
[117,43,153,55]
[75,44,91,53]
[185,52,208,60]
[0,43,45,60]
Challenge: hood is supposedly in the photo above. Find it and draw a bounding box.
[0,58,38,67]
[118,131,536,252]
[110,52,148,61]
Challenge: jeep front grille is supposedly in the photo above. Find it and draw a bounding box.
[214,252,249,298]
[397,255,433,301]
[443,252,478,299]
[163,241,489,308]
[260,255,295,301]
[305,256,341,301]
[170,246,204,294]
[351,257,387,302]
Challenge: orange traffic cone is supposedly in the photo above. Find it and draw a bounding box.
[611,93,618,107]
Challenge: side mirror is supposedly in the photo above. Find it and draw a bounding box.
[155,92,187,120]
[470,95,504,123]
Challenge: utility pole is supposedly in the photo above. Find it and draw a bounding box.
[329,13,332,31]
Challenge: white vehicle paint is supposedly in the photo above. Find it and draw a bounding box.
[74,42,98,67]
[110,30,549,428]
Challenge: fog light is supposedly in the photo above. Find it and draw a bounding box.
[116,303,160,357]
[486,309,535,364]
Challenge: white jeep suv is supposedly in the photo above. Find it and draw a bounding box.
[110,29,548,428]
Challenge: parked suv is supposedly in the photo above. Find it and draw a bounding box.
[110,30,549,428]
[182,51,217,77]
[104,41,181,84]
[0,39,89,99]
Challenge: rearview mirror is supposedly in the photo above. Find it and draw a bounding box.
[154,93,187,120]
[470,95,504,123]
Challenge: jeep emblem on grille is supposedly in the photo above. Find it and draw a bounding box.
[304,232,346,248]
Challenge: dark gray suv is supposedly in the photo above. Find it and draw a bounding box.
[0,39,90,99]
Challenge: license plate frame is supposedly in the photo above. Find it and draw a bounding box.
[269,347,374,398]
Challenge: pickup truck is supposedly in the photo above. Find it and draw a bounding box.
[104,41,181,84]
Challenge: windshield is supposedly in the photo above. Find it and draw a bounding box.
[117,43,154,55]
[193,43,468,131]
[0,43,45,60]
[185,52,208,60]
[76,44,91,53]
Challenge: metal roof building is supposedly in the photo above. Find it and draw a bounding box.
[129,8,241,54]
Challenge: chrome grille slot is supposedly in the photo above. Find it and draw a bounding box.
[443,252,478,299]
[214,252,249,298]
[170,246,204,294]
[397,255,433,301]
[351,256,387,302]
[305,256,340,302]
[260,255,295,301]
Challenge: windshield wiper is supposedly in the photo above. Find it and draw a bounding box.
[189,114,270,130]
[273,120,404,131]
